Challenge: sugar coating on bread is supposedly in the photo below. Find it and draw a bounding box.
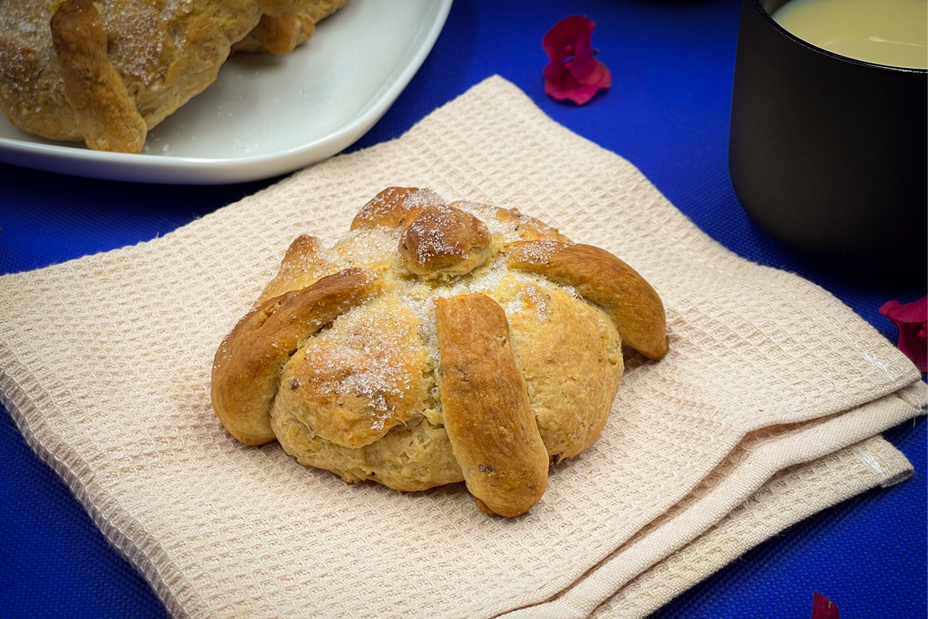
[212,188,668,516]
[0,0,348,152]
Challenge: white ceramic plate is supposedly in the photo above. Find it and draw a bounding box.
[0,0,452,185]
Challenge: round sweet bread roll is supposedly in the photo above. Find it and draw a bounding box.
[211,187,668,517]
[0,0,347,152]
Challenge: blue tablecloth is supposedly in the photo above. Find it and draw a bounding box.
[0,1,924,617]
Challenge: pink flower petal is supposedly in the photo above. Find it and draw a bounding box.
[542,63,591,104]
[543,15,595,62]
[811,592,840,619]
[880,296,927,372]
[542,16,611,105]
[567,53,611,89]
[543,55,610,105]
[880,295,927,324]
[543,61,578,99]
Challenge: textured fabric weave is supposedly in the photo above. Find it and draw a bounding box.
[595,434,914,619]
[0,76,923,619]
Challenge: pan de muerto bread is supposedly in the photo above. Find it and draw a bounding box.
[0,0,347,153]
[211,188,668,517]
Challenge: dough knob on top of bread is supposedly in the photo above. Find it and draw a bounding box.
[352,186,494,278]
[350,186,446,230]
[211,187,668,516]
[398,205,492,279]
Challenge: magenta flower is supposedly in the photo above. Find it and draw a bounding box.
[542,16,611,105]
[811,592,840,619]
[879,295,927,372]
[543,15,595,61]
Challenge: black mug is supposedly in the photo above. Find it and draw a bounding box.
[729,0,927,280]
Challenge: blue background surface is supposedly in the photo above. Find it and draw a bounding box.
[0,1,924,617]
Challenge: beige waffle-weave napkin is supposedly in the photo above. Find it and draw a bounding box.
[0,76,924,619]
[594,433,914,619]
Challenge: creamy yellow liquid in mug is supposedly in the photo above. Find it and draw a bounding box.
[772,0,928,69]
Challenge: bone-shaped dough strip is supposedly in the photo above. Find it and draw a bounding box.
[255,0,300,55]
[50,0,147,153]
[211,268,381,445]
[255,14,301,55]
[256,235,329,304]
[506,241,669,360]
[232,0,349,54]
[435,293,549,517]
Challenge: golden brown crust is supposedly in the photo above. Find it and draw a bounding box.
[499,283,623,461]
[435,293,549,518]
[350,186,447,231]
[0,31,82,141]
[352,188,495,278]
[275,295,428,448]
[211,268,381,445]
[50,0,147,153]
[487,205,572,244]
[231,0,348,54]
[271,408,463,490]
[258,15,300,55]
[506,241,669,360]
[210,189,668,517]
[256,234,329,304]
[399,205,493,279]
[1,0,348,151]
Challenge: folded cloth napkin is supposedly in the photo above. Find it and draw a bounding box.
[0,76,923,619]
[593,433,914,619]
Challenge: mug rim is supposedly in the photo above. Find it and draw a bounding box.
[751,0,928,75]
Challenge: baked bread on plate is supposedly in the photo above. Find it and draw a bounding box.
[211,188,669,517]
[0,0,347,153]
